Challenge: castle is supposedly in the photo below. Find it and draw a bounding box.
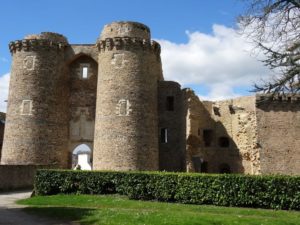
[0,21,299,175]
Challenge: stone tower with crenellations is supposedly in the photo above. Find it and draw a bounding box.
[0,21,186,171]
[93,22,162,171]
[0,21,299,175]
[1,32,70,167]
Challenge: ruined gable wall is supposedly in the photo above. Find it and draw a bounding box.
[184,89,213,172]
[256,95,300,175]
[185,91,260,174]
[207,96,260,174]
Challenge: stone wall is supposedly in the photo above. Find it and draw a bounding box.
[205,96,260,174]
[184,89,260,174]
[1,33,70,168]
[2,21,299,175]
[0,165,45,191]
[0,112,4,159]
[100,21,151,40]
[0,124,4,159]
[158,81,186,171]
[65,44,98,63]
[68,51,98,167]
[93,22,162,171]
[185,92,300,175]
[256,95,300,175]
[184,89,216,173]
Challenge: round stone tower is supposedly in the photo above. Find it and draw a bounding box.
[1,32,70,167]
[93,21,162,171]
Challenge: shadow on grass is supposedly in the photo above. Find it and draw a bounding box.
[23,207,96,225]
[20,204,300,225]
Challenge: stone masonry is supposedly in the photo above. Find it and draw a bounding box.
[0,21,299,175]
[185,90,300,175]
[93,22,161,170]
[0,112,5,159]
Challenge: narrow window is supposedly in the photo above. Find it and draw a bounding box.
[82,66,88,79]
[228,105,235,114]
[219,136,230,147]
[192,157,202,172]
[21,100,32,115]
[166,96,174,111]
[203,129,213,147]
[161,128,168,143]
[213,106,220,116]
[201,161,208,173]
[119,100,127,115]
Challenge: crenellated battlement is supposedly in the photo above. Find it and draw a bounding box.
[100,21,151,40]
[96,37,161,55]
[2,21,300,175]
[256,94,300,105]
[9,39,69,53]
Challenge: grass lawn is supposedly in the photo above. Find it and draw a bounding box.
[18,194,300,225]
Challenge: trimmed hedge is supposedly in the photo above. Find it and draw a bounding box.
[34,170,300,210]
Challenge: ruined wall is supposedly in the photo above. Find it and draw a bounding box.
[1,33,70,167]
[206,96,260,174]
[93,22,162,171]
[185,89,260,174]
[256,95,300,175]
[184,89,213,172]
[158,81,186,171]
[0,165,50,191]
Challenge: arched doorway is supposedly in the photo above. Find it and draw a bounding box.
[72,144,92,170]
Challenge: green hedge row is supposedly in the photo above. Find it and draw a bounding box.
[34,170,300,210]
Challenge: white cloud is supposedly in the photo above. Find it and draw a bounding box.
[0,25,273,110]
[0,73,10,112]
[198,84,240,101]
[158,24,273,100]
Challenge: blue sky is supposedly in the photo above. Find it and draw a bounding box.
[0,0,272,112]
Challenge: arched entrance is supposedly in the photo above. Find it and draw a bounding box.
[72,144,92,170]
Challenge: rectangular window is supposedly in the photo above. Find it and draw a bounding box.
[161,128,168,143]
[203,129,213,147]
[119,100,128,116]
[192,157,202,172]
[21,100,32,115]
[166,96,174,111]
[213,106,220,116]
[82,67,88,79]
[201,161,208,173]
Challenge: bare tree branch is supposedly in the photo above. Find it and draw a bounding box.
[239,0,300,94]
